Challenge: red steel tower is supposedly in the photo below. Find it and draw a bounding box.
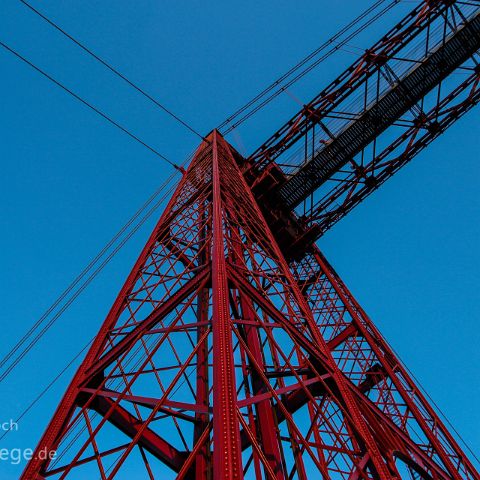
[22,131,479,479]
[23,0,480,478]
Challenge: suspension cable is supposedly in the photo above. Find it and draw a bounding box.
[0,338,93,442]
[0,166,182,384]
[0,39,183,170]
[0,167,185,441]
[0,167,179,373]
[218,0,400,134]
[18,0,206,142]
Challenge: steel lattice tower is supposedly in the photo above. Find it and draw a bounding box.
[23,132,479,479]
[23,0,480,478]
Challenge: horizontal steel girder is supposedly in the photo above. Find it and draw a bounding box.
[276,9,480,209]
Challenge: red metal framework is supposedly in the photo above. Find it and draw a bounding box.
[299,67,480,237]
[23,0,480,478]
[23,132,479,479]
[243,0,480,251]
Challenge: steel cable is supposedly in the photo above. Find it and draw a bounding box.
[218,0,401,134]
[18,0,206,142]
[0,40,182,170]
[0,166,183,384]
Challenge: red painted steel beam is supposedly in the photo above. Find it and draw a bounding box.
[89,397,186,472]
[239,295,286,478]
[210,131,244,479]
[83,268,209,383]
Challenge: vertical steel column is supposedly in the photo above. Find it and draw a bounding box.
[211,131,244,479]
[225,197,286,478]
[236,276,286,478]
[194,206,211,479]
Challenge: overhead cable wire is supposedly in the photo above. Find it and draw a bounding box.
[0,338,93,442]
[0,167,182,384]
[219,0,396,131]
[18,0,206,142]
[0,168,180,374]
[218,0,400,134]
[0,39,183,171]
[0,181,176,383]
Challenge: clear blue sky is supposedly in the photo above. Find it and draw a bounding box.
[0,1,479,478]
